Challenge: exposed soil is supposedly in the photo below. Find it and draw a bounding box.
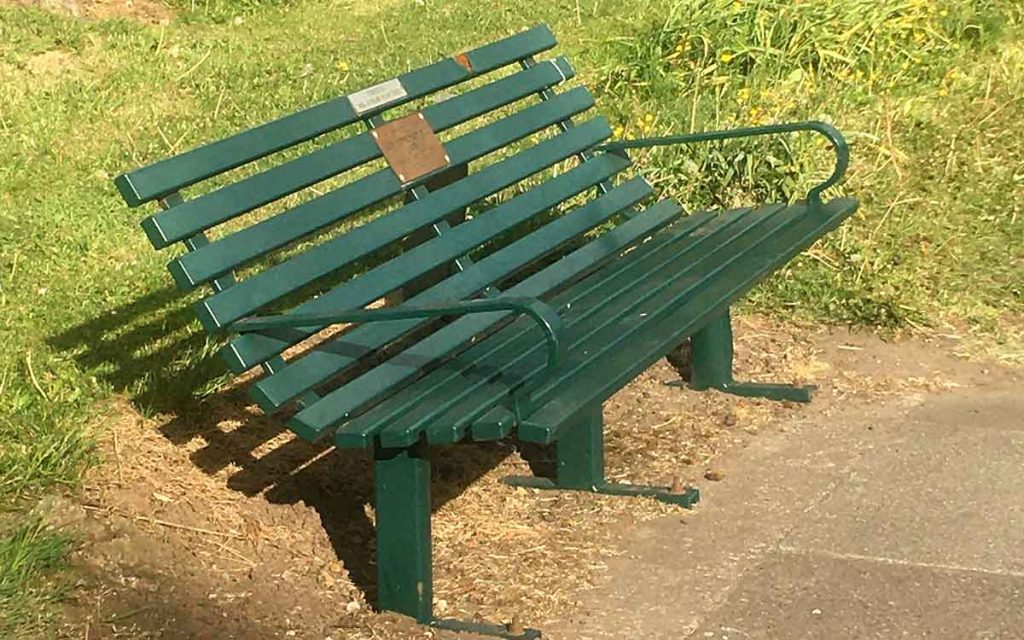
[43,316,1016,639]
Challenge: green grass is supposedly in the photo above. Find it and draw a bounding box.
[0,517,72,636]
[0,0,1021,634]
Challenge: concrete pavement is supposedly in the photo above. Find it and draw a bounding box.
[550,389,1024,639]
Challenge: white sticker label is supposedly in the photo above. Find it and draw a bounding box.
[348,78,408,114]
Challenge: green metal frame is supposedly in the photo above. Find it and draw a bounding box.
[375,443,543,639]
[597,120,849,209]
[689,308,815,402]
[374,444,432,622]
[232,296,565,392]
[503,404,700,508]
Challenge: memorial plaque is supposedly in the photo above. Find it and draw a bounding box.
[372,112,451,185]
[348,78,408,115]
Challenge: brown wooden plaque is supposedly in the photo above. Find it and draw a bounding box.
[372,112,450,185]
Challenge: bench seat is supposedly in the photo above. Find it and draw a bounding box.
[322,197,855,450]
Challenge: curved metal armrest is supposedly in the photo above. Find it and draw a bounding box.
[231,296,567,381]
[597,120,849,209]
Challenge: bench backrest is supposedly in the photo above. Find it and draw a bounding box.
[116,26,659,423]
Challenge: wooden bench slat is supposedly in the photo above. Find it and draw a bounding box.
[319,192,675,446]
[193,88,598,332]
[329,195,683,449]
[402,206,795,447]
[274,177,647,443]
[367,206,781,447]
[520,198,858,442]
[222,158,638,380]
[522,208,800,404]
[466,406,517,443]
[170,62,580,289]
[407,202,827,447]
[114,25,557,207]
[363,209,733,446]
[146,57,575,254]
[248,153,631,411]
[352,209,729,446]
[282,177,663,442]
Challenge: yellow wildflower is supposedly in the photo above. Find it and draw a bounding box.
[720,52,735,64]
[336,61,350,72]
[737,87,751,102]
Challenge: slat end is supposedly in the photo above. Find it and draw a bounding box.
[467,23,558,72]
[829,196,860,213]
[333,428,371,449]
[114,173,145,208]
[427,427,466,445]
[552,56,577,82]
[471,414,514,441]
[379,429,422,449]
[288,416,331,444]
[516,420,554,444]
[534,23,556,43]
[249,382,286,414]
[218,340,253,374]
[140,216,172,249]
[167,258,198,291]
[193,298,223,334]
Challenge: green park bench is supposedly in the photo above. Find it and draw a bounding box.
[114,25,855,638]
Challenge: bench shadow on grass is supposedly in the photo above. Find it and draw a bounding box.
[48,285,535,609]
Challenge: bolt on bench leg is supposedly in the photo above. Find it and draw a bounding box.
[504,405,699,508]
[690,308,816,403]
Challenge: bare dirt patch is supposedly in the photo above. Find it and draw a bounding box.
[25,49,78,77]
[7,0,175,24]
[47,316,1015,639]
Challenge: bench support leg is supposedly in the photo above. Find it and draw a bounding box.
[690,309,816,403]
[375,444,542,639]
[504,405,699,508]
[375,444,432,624]
[556,404,605,490]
